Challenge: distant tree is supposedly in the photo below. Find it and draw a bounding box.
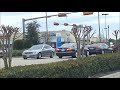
[14,39,31,50]
[112,30,119,45]
[14,40,24,50]
[25,20,40,46]
[109,38,115,43]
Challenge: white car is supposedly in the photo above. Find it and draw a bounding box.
[22,44,55,59]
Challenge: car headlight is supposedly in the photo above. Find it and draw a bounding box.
[22,52,25,55]
[33,52,37,54]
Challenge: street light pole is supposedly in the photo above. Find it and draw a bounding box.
[108,25,110,47]
[108,25,109,41]
[45,12,48,44]
[98,12,101,42]
[102,13,108,42]
[119,12,120,39]
[22,18,25,39]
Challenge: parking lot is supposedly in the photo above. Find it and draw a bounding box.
[0,56,76,69]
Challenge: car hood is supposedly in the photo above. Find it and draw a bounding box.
[23,49,42,53]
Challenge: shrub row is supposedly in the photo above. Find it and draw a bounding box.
[0,53,120,78]
[12,50,24,57]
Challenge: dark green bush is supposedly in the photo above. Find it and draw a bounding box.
[0,53,120,78]
[12,50,24,57]
[14,39,31,50]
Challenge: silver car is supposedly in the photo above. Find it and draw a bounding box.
[22,44,55,59]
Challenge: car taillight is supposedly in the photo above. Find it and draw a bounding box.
[55,48,60,51]
[96,46,100,49]
[67,48,73,51]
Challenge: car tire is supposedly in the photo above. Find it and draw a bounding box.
[59,56,62,58]
[50,52,54,58]
[86,51,89,57]
[89,53,92,55]
[72,51,77,58]
[37,53,42,59]
[111,50,113,53]
[24,57,27,59]
[101,50,105,54]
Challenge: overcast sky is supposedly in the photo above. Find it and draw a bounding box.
[0,12,120,39]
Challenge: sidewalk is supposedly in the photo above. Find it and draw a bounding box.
[99,72,120,78]
[90,70,120,78]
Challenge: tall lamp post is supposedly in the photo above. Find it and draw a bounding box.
[98,12,101,42]
[22,18,25,39]
[45,12,48,44]
[119,12,120,39]
[102,13,108,42]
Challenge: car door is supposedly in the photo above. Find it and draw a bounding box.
[101,43,109,53]
[46,45,52,56]
[42,45,51,57]
[42,45,48,57]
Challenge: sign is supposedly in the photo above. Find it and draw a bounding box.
[56,33,61,37]
[83,12,93,15]
[56,33,62,48]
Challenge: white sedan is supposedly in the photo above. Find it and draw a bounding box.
[22,44,55,59]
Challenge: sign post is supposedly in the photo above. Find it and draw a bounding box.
[56,33,62,48]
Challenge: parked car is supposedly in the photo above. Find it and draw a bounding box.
[55,43,89,58]
[22,44,55,59]
[0,48,8,58]
[85,43,113,55]
[0,50,3,58]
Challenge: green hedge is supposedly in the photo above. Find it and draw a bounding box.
[12,50,24,57]
[0,53,120,78]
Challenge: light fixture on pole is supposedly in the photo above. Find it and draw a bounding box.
[102,13,108,42]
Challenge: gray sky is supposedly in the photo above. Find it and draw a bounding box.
[0,12,120,39]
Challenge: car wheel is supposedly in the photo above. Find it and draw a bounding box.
[111,50,113,53]
[86,51,89,57]
[50,52,54,58]
[59,56,62,58]
[89,53,92,55]
[37,53,42,59]
[72,51,77,58]
[101,50,105,54]
[24,57,27,59]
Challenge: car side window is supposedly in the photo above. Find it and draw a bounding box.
[102,44,109,49]
[44,45,51,49]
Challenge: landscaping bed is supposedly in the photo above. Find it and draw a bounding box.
[0,53,120,78]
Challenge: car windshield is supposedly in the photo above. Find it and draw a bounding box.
[29,44,43,50]
[60,43,76,48]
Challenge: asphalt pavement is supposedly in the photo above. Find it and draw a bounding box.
[0,56,75,69]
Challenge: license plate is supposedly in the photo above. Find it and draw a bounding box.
[61,49,65,51]
[90,47,94,49]
[26,55,30,57]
